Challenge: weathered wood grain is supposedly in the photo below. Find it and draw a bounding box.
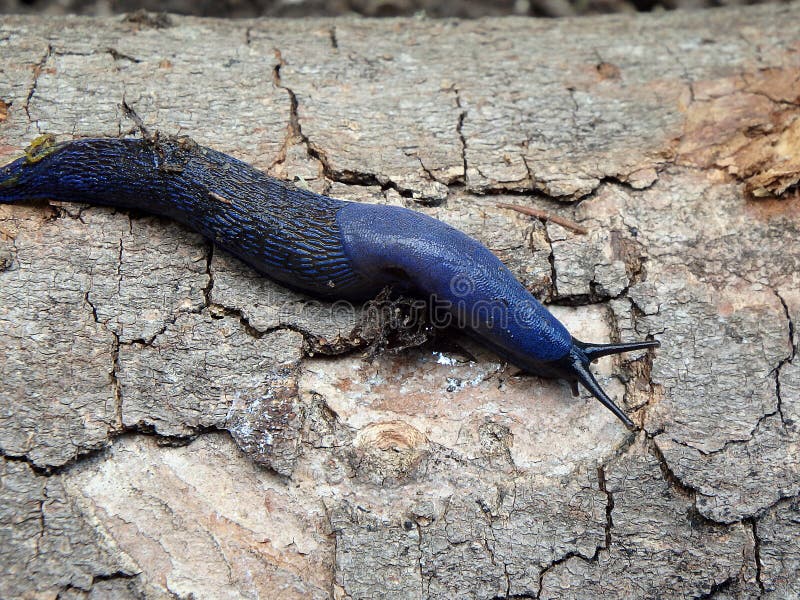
[1,6,799,598]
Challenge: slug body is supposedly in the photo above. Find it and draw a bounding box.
[0,136,658,428]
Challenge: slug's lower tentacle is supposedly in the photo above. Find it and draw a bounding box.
[0,135,660,428]
[544,340,661,430]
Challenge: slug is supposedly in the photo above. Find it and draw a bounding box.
[0,135,659,429]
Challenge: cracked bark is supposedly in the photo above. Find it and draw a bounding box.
[2,5,800,599]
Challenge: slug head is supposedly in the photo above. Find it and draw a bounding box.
[547,338,661,430]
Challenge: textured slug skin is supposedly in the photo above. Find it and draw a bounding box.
[1,136,659,427]
[0,137,366,297]
[0,136,572,366]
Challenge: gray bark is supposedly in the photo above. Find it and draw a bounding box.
[1,5,799,598]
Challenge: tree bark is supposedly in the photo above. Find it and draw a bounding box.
[1,6,799,598]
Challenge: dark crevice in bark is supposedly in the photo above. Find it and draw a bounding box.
[202,240,214,309]
[747,517,766,595]
[35,483,46,559]
[541,220,558,300]
[598,466,614,549]
[773,288,795,428]
[657,284,793,455]
[83,290,124,432]
[571,174,662,212]
[648,434,786,531]
[120,97,151,140]
[546,287,639,308]
[56,571,140,599]
[744,86,800,108]
[0,449,53,476]
[661,416,770,461]
[613,299,662,416]
[535,549,596,599]
[650,437,701,501]
[263,69,666,208]
[106,47,140,63]
[0,230,18,272]
[416,522,426,599]
[520,155,536,191]
[407,154,448,206]
[533,471,613,598]
[272,47,448,202]
[454,86,468,185]
[203,303,266,339]
[109,240,217,347]
[566,87,579,133]
[694,576,736,599]
[0,439,110,477]
[120,305,217,348]
[111,330,124,433]
[24,44,53,130]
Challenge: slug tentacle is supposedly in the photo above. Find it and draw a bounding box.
[575,339,661,363]
[542,340,661,430]
[0,135,661,429]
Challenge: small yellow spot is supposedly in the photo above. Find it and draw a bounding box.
[24,134,58,164]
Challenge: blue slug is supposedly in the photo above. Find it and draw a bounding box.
[0,135,659,429]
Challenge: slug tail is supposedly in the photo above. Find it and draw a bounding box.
[0,135,64,204]
[0,156,28,203]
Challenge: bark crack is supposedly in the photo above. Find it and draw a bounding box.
[747,518,766,595]
[694,576,736,599]
[35,484,46,561]
[416,522,425,599]
[0,449,53,475]
[597,466,614,549]
[106,47,140,64]
[454,86,468,185]
[56,571,139,598]
[661,42,695,103]
[111,330,123,431]
[773,288,795,428]
[202,240,215,308]
[271,47,447,200]
[534,471,612,597]
[658,289,794,457]
[565,87,579,135]
[24,44,53,130]
[650,437,702,501]
[83,289,124,432]
[542,223,558,300]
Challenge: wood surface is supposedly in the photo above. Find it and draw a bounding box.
[1,6,799,598]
